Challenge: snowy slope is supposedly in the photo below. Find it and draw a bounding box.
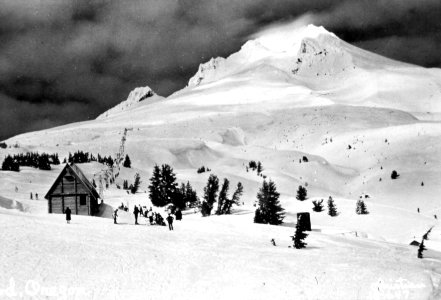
[1,206,441,299]
[1,24,441,298]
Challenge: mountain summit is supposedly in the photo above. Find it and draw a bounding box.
[185,24,441,114]
[97,86,163,119]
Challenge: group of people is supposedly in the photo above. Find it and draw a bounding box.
[112,204,182,231]
[29,192,39,200]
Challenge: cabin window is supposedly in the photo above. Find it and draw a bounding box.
[79,195,87,206]
[65,175,75,182]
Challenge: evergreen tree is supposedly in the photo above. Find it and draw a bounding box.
[248,161,257,170]
[131,173,141,194]
[222,182,243,214]
[356,200,369,214]
[149,165,163,206]
[257,161,263,175]
[312,199,324,212]
[185,181,198,207]
[418,240,426,259]
[202,174,219,216]
[161,164,178,205]
[37,154,51,170]
[123,154,131,168]
[254,208,264,223]
[172,182,187,210]
[254,180,285,225]
[296,185,307,201]
[148,164,178,207]
[391,170,399,179]
[1,155,19,172]
[292,221,308,249]
[216,178,230,215]
[327,196,338,217]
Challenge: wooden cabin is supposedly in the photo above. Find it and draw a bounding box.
[45,163,100,216]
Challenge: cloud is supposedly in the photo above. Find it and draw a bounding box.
[0,0,440,140]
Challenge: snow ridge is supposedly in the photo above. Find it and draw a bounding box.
[97,86,161,119]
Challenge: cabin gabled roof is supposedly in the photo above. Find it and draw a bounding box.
[44,163,100,200]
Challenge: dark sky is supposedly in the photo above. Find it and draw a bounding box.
[1,0,440,140]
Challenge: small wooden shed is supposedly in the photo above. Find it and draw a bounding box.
[45,163,100,216]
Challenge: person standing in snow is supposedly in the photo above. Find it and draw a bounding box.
[139,205,143,217]
[65,207,72,224]
[35,193,38,200]
[113,209,118,224]
[166,214,174,231]
[30,192,33,200]
[175,208,182,221]
[133,205,139,225]
[148,208,154,225]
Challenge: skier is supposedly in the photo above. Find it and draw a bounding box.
[147,208,154,225]
[30,192,33,200]
[35,193,38,200]
[139,205,143,217]
[133,205,139,225]
[271,238,276,246]
[175,208,182,221]
[113,209,118,224]
[156,213,165,226]
[65,207,72,224]
[166,214,174,231]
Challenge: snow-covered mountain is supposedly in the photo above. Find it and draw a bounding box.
[97,86,163,119]
[1,24,441,298]
[185,24,441,114]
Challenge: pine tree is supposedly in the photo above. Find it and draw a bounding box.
[391,170,399,179]
[123,154,131,168]
[248,161,257,170]
[37,154,51,170]
[312,199,324,212]
[1,155,20,172]
[292,221,308,249]
[216,178,230,215]
[327,196,337,217]
[254,180,285,225]
[185,181,198,207]
[131,173,141,194]
[257,161,263,175]
[418,240,426,259]
[356,200,369,214]
[202,174,219,216]
[149,165,163,206]
[296,185,307,201]
[222,182,243,214]
[161,164,178,205]
[172,182,187,210]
